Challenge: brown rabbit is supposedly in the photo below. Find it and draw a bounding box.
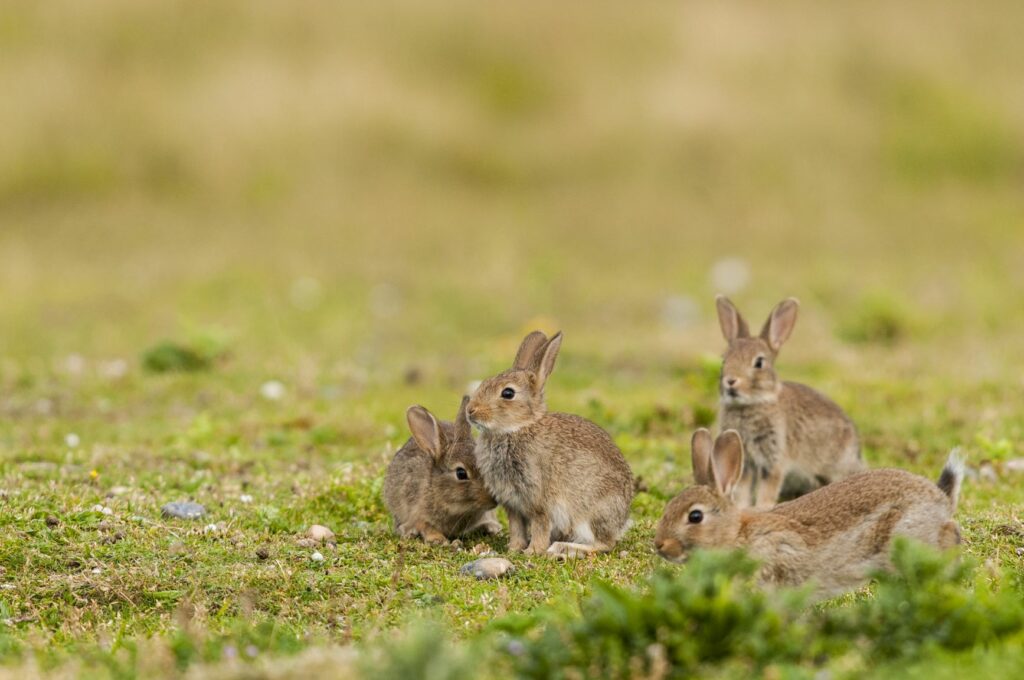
[466,331,634,558]
[715,296,863,507]
[383,396,500,544]
[654,429,963,600]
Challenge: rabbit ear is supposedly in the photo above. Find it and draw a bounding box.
[760,298,799,353]
[716,295,750,342]
[453,395,472,441]
[513,331,549,370]
[534,331,562,389]
[710,430,744,497]
[406,406,444,460]
[690,428,714,486]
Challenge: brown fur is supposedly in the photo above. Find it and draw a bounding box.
[654,430,963,599]
[383,396,499,543]
[467,331,634,558]
[716,296,863,507]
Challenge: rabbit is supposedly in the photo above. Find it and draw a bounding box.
[654,428,964,600]
[715,295,863,508]
[383,395,501,544]
[466,330,634,559]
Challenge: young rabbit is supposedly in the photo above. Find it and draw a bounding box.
[715,296,863,507]
[466,331,634,558]
[384,396,501,544]
[654,429,963,600]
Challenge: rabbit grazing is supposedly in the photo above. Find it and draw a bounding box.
[715,296,863,507]
[384,396,500,544]
[654,429,963,600]
[467,330,634,559]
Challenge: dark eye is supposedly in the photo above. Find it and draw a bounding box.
[455,467,469,481]
[753,357,765,369]
[687,509,703,524]
[500,387,515,400]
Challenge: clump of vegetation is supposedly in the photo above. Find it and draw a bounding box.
[141,330,231,373]
[491,540,1024,678]
[141,341,212,373]
[836,293,913,346]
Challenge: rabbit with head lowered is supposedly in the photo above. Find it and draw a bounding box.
[384,396,501,544]
[654,429,963,600]
[715,296,863,507]
[467,331,634,558]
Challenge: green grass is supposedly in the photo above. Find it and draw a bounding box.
[2,0,1024,677]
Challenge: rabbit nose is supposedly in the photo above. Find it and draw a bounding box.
[725,377,738,387]
[467,406,478,418]
[655,538,683,559]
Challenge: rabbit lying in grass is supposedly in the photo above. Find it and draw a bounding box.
[467,331,634,558]
[654,428,963,599]
[384,396,500,544]
[716,296,863,507]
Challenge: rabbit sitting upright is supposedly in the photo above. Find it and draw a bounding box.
[467,330,634,558]
[654,429,963,600]
[384,396,500,544]
[715,296,863,507]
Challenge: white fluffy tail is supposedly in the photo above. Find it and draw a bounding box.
[936,447,965,513]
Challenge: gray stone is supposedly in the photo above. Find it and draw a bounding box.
[460,557,514,580]
[161,502,207,520]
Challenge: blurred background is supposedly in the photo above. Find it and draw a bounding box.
[1,0,1023,387]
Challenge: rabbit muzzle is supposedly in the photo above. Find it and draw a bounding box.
[654,537,687,563]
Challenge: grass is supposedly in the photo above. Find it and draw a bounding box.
[2,0,1024,677]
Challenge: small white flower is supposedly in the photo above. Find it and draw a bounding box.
[311,551,324,562]
[91,567,102,574]
[65,433,81,448]
[92,505,113,515]
[204,524,219,533]
[239,494,253,504]
[260,380,285,401]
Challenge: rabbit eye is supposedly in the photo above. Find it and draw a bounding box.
[455,467,469,480]
[500,387,516,400]
[753,356,765,369]
[687,509,703,524]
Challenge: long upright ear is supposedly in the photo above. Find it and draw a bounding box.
[690,428,714,486]
[513,331,549,370]
[716,295,750,342]
[760,298,799,353]
[534,332,562,389]
[406,406,444,460]
[453,395,472,441]
[710,430,744,497]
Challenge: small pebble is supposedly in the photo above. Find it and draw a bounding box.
[295,538,317,549]
[619,551,629,558]
[92,505,113,515]
[204,524,219,533]
[161,502,207,520]
[307,524,335,543]
[239,494,253,504]
[45,515,59,527]
[91,567,102,574]
[460,557,515,580]
[311,551,324,562]
[1016,548,1024,557]
[256,547,270,560]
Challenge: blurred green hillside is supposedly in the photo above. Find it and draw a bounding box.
[1,0,1022,374]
